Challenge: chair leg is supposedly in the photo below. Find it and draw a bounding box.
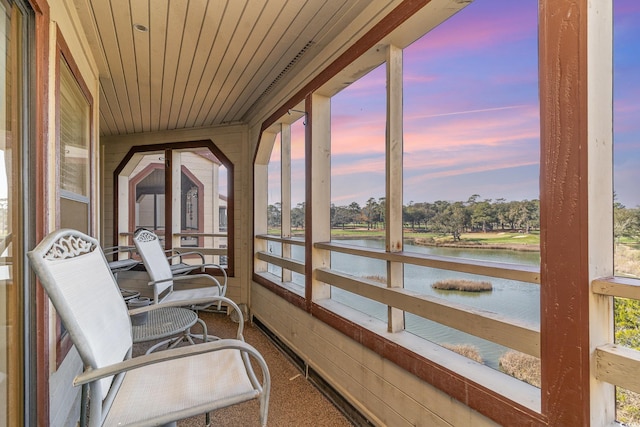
[186,318,219,343]
[144,321,218,354]
[80,384,88,427]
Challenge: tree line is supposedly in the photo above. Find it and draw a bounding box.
[268,195,640,242]
[614,200,640,242]
[268,194,541,241]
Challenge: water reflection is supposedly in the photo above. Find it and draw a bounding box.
[266,238,540,369]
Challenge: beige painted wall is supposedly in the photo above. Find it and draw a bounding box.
[251,284,498,427]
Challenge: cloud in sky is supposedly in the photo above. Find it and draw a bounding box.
[326,0,542,206]
[271,0,639,208]
[331,155,385,177]
[404,1,537,58]
[405,105,530,121]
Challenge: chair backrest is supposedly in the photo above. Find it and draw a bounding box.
[133,229,174,297]
[27,229,132,400]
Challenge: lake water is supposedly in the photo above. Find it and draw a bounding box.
[267,238,541,369]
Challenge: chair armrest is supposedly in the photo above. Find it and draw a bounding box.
[73,339,268,387]
[148,273,223,293]
[172,273,223,291]
[200,263,228,285]
[170,262,228,286]
[167,250,206,264]
[103,245,136,255]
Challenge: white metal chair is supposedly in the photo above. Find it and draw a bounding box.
[136,228,228,280]
[133,228,228,310]
[28,229,270,427]
[102,245,140,274]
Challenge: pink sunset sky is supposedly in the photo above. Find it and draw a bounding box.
[269,0,640,209]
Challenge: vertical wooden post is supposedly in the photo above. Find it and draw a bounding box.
[306,94,331,307]
[386,44,404,332]
[281,123,292,283]
[585,1,615,423]
[254,131,278,274]
[170,149,181,251]
[539,0,614,424]
[117,173,129,246]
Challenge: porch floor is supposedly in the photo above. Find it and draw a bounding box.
[132,310,353,427]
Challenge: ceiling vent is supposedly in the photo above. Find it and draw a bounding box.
[255,40,315,104]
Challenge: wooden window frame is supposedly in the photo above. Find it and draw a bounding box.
[114,140,235,277]
[54,27,94,366]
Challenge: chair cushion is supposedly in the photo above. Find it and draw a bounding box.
[103,349,258,426]
[108,258,139,272]
[170,262,201,276]
[160,286,221,304]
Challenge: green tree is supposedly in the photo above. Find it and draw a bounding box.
[615,297,640,350]
[291,202,305,229]
[433,201,468,241]
[614,201,640,242]
[470,199,495,232]
[375,197,386,227]
[267,202,281,228]
[347,202,362,226]
[331,204,351,229]
[494,198,509,230]
[362,198,379,230]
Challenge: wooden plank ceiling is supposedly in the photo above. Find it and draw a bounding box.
[74,0,371,137]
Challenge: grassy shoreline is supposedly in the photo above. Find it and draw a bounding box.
[320,229,542,251]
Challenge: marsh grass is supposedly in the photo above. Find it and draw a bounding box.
[360,243,640,425]
[498,351,541,388]
[617,388,640,427]
[442,344,483,363]
[363,275,386,283]
[615,243,640,278]
[432,279,492,292]
[614,245,640,426]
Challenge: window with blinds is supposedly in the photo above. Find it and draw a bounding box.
[59,57,90,233]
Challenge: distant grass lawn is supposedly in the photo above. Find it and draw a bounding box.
[271,227,542,247]
[458,230,540,246]
[326,228,541,246]
[404,230,540,246]
[330,228,386,238]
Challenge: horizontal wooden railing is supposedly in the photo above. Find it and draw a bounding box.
[596,344,640,394]
[317,268,540,357]
[173,232,229,238]
[256,252,305,275]
[315,241,540,284]
[255,235,541,357]
[592,276,640,299]
[255,234,305,246]
[592,276,640,394]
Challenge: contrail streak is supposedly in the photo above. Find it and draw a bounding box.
[408,105,529,120]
